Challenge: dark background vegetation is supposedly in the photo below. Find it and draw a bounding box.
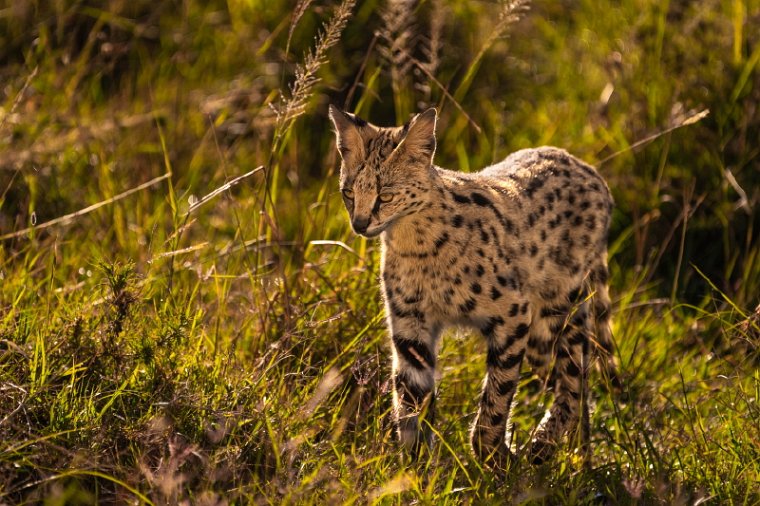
[0,0,758,503]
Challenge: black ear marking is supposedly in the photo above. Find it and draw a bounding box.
[350,114,368,127]
[329,105,368,164]
[392,108,438,162]
[329,105,368,128]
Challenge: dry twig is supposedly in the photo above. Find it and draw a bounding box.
[0,173,172,241]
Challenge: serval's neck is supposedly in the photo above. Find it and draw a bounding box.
[381,168,447,253]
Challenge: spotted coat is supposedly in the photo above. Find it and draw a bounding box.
[329,106,617,470]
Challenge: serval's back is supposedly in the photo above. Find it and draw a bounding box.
[329,106,617,470]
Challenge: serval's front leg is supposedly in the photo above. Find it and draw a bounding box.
[389,310,441,458]
[471,309,531,471]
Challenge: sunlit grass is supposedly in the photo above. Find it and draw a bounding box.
[1,0,758,503]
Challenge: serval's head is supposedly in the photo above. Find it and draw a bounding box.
[329,106,437,237]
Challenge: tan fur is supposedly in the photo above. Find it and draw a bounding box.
[329,106,616,470]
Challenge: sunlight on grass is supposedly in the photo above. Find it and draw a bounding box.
[0,0,758,503]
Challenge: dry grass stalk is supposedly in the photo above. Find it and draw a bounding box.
[286,0,317,59]
[0,172,172,241]
[416,0,444,103]
[409,53,483,134]
[184,166,264,216]
[473,0,531,68]
[599,108,710,164]
[274,0,357,132]
[378,0,417,80]
[0,65,38,132]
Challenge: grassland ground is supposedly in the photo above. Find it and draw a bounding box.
[1,0,759,503]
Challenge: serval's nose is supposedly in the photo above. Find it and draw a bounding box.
[352,216,370,234]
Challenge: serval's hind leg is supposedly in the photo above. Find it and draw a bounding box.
[591,257,621,391]
[529,289,590,464]
[471,309,531,472]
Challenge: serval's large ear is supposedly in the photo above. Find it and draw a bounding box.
[394,108,437,164]
[329,105,366,166]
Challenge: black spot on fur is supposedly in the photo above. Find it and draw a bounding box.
[487,349,524,370]
[526,178,545,197]
[565,360,580,377]
[471,282,482,294]
[471,192,492,207]
[481,316,505,336]
[489,412,505,426]
[452,193,471,204]
[512,323,530,341]
[497,275,508,287]
[459,298,477,314]
[393,334,434,370]
[568,332,586,346]
[452,215,464,227]
[541,306,568,318]
[434,233,450,249]
[403,293,422,304]
[496,379,517,396]
[390,301,425,322]
[475,264,485,277]
[490,287,502,300]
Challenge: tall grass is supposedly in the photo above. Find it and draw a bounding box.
[0,0,758,503]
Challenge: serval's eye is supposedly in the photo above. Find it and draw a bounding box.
[342,189,354,200]
[379,192,394,203]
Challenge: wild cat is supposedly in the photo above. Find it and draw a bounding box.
[328,105,617,469]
